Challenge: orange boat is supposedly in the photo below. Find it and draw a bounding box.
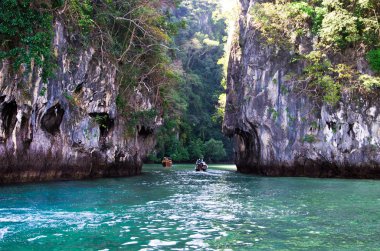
[162,157,173,168]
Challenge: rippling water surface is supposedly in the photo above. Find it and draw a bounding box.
[1,164,380,250]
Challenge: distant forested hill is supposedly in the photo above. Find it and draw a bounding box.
[149,0,234,163]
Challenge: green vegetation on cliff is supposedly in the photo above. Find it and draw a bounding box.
[0,0,60,80]
[0,0,233,163]
[0,0,182,106]
[251,0,380,105]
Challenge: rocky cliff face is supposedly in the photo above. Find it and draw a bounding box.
[223,0,380,178]
[0,20,160,184]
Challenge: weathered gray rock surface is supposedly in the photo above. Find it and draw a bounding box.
[0,20,160,184]
[223,0,380,178]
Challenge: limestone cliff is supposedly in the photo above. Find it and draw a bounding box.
[0,20,161,184]
[223,0,380,178]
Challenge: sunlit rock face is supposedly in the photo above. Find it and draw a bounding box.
[223,0,380,178]
[0,21,160,184]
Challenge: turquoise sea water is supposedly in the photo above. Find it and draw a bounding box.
[0,164,380,250]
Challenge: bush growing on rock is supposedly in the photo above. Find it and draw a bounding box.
[250,0,380,105]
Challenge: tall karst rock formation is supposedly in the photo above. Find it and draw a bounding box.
[224,0,380,178]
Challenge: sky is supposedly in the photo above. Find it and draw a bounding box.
[218,0,239,55]
[220,0,239,13]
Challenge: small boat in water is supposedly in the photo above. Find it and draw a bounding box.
[195,159,208,172]
[162,157,173,168]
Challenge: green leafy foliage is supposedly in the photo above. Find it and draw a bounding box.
[250,1,313,48]
[269,107,279,120]
[126,109,158,136]
[204,138,226,162]
[367,49,380,73]
[67,0,94,33]
[63,92,76,106]
[359,74,380,91]
[150,0,233,163]
[319,7,360,48]
[310,121,319,130]
[250,0,380,105]
[93,115,109,129]
[39,87,47,96]
[303,134,316,143]
[0,0,59,81]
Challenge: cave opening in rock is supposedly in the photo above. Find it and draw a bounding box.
[326,121,337,131]
[41,104,65,135]
[138,125,153,137]
[74,82,84,94]
[89,113,114,137]
[348,123,355,137]
[1,100,18,138]
[234,128,261,173]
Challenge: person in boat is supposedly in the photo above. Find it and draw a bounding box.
[195,157,207,171]
[196,158,201,165]
[162,157,173,167]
